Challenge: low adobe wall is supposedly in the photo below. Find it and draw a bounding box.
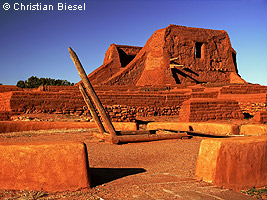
[147,122,239,136]
[219,93,267,103]
[0,85,22,93]
[178,98,244,122]
[0,112,10,121]
[220,84,267,94]
[240,124,267,136]
[0,141,90,191]
[195,136,267,191]
[253,111,267,124]
[0,121,137,133]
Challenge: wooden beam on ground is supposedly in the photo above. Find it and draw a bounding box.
[117,130,156,135]
[112,132,190,144]
[78,83,106,134]
[69,47,117,137]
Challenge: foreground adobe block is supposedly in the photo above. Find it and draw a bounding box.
[179,98,244,122]
[0,141,90,191]
[196,136,267,191]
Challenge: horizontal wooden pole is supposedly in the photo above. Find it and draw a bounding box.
[117,130,156,135]
[112,132,190,144]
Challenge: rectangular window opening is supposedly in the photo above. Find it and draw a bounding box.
[195,42,203,58]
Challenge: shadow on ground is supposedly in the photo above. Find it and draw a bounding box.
[90,168,146,187]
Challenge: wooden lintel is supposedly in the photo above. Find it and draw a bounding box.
[170,57,179,61]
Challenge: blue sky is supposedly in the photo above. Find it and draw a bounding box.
[0,0,266,85]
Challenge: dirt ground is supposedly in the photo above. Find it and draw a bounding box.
[0,128,257,200]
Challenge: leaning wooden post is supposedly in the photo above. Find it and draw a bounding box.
[78,83,106,134]
[69,47,117,137]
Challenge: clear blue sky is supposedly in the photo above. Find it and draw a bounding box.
[0,0,266,85]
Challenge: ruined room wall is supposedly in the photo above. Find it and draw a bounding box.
[0,92,12,111]
[0,85,22,93]
[179,98,244,122]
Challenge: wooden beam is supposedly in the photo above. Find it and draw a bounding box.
[69,47,117,137]
[78,83,106,134]
[112,132,190,144]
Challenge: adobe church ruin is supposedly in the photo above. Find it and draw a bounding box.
[1,25,267,123]
[88,25,245,86]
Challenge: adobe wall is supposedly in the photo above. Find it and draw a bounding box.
[253,111,267,124]
[88,44,142,85]
[1,83,267,122]
[1,89,187,121]
[0,141,91,191]
[179,98,244,122]
[220,84,267,94]
[97,25,245,86]
[0,92,12,111]
[196,136,267,191]
[0,112,10,121]
[0,85,22,93]
[0,121,137,133]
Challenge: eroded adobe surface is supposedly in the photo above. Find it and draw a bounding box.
[89,25,245,86]
[0,25,266,123]
[1,83,267,122]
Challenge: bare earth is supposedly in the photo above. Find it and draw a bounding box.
[0,129,255,200]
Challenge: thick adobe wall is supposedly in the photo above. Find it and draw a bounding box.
[0,112,10,121]
[101,25,245,86]
[1,89,190,122]
[87,44,142,85]
[0,92,13,111]
[196,136,267,191]
[39,85,78,92]
[163,25,244,84]
[0,85,22,93]
[219,84,267,103]
[3,83,267,122]
[220,84,267,94]
[0,141,91,191]
[253,111,267,124]
[179,98,244,122]
[7,91,84,114]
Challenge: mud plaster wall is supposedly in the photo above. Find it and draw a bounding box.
[179,99,244,122]
[1,84,267,122]
[0,86,22,93]
[88,44,142,85]
[0,90,187,121]
[163,25,240,84]
[91,25,244,86]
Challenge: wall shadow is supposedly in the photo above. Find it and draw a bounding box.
[183,68,199,76]
[171,68,199,84]
[90,167,146,187]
